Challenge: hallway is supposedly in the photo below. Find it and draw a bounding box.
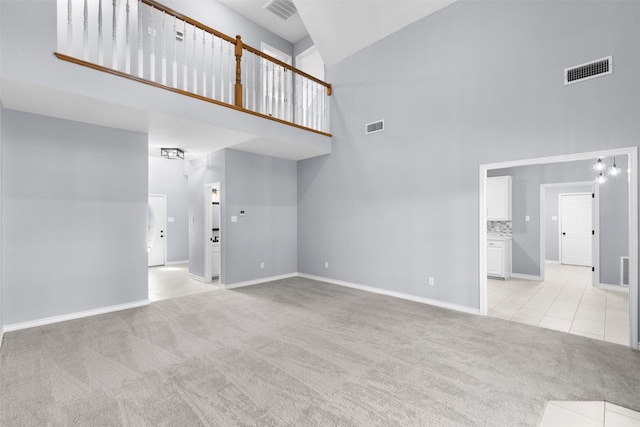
[148,264,219,301]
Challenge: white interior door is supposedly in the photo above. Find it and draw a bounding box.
[560,193,593,266]
[148,194,166,267]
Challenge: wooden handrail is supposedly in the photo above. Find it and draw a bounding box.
[54,52,332,137]
[141,0,332,95]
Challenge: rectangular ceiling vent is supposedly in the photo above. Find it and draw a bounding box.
[564,56,612,85]
[264,0,298,21]
[365,120,384,135]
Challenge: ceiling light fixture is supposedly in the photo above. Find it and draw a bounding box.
[161,148,184,159]
[596,171,608,184]
[593,157,606,171]
[609,157,621,176]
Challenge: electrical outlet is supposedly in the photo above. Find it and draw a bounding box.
[260,262,264,269]
[428,277,434,286]
[325,262,329,268]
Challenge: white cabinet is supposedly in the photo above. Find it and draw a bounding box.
[211,243,221,278]
[487,238,511,279]
[487,176,512,221]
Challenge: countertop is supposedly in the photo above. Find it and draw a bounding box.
[487,234,512,241]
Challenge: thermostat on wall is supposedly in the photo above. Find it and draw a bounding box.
[239,210,246,216]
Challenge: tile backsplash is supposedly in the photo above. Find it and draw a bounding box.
[487,221,512,236]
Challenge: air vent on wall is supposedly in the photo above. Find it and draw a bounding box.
[564,56,612,85]
[264,0,298,21]
[365,120,384,135]
[621,256,629,286]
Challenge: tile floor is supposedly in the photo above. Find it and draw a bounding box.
[488,262,629,346]
[148,263,219,301]
[539,401,640,427]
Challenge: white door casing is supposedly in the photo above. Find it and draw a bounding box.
[560,193,593,267]
[148,194,166,267]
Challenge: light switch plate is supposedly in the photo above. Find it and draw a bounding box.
[167,217,175,223]
[552,216,558,221]
[231,216,238,222]
[525,215,530,221]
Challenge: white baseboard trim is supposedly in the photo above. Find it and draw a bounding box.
[597,283,630,293]
[510,273,543,281]
[166,260,189,266]
[297,273,480,315]
[545,260,560,264]
[187,273,206,282]
[3,299,150,333]
[222,273,298,290]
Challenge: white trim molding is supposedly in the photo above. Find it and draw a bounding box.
[298,273,481,315]
[598,283,630,293]
[166,260,189,266]
[223,273,298,290]
[187,272,206,282]
[3,300,150,333]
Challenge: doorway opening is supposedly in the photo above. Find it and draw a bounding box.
[479,147,638,350]
[204,182,222,283]
[148,194,166,267]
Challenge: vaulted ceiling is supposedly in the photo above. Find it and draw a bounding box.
[218,0,457,66]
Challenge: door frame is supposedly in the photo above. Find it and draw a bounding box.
[479,146,638,350]
[204,182,221,283]
[539,183,598,284]
[148,194,167,267]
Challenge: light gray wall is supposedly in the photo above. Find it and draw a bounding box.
[149,157,189,263]
[545,184,593,262]
[188,150,226,280]
[224,149,297,284]
[490,158,628,285]
[163,0,293,57]
[298,0,640,315]
[293,35,315,61]
[1,110,148,325]
[0,103,3,337]
[187,149,297,284]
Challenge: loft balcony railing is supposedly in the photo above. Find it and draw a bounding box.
[56,0,331,135]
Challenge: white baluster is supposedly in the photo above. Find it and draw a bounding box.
[192,26,197,94]
[149,7,155,81]
[112,0,118,70]
[67,0,73,55]
[125,0,131,73]
[219,39,224,101]
[161,11,166,85]
[227,42,232,104]
[182,22,188,90]
[172,16,177,88]
[202,30,207,97]
[137,0,143,77]
[98,0,104,65]
[211,35,216,99]
[252,54,257,111]
[244,54,248,108]
[83,0,88,60]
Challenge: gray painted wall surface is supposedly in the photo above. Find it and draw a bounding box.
[187,149,297,284]
[188,150,226,280]
[149,157,189,263]
[0,103,3,335]
[224,149,297,284]
[162,0,293,57]
[545,184,593,263]
[298,1,640,314]
[490,159,628,285]
[1,110,148,325]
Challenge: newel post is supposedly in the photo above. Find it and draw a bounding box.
[234,35,243,108]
